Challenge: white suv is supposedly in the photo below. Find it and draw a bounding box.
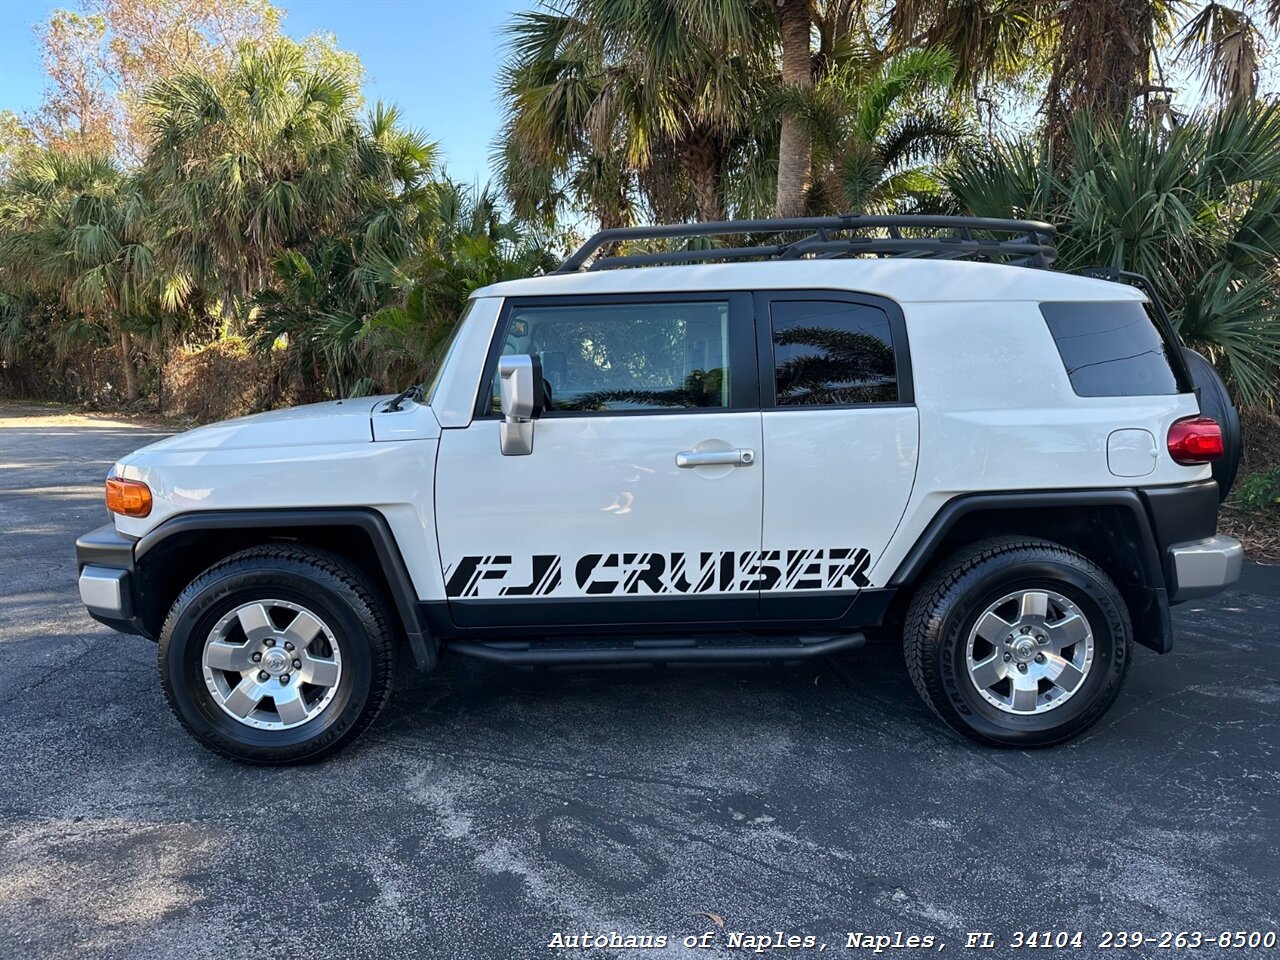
[75,216,1244,763]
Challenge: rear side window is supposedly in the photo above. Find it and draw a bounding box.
[1040,301,1181,397]
[770,300,898,405]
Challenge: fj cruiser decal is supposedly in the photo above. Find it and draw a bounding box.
[444,548,872,599]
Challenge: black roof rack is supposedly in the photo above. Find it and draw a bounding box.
[555,214,1058,274]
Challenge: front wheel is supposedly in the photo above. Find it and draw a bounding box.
[158,545,397,764]
[903,537,1131,747]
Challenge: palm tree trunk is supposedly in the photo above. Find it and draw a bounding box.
[1045,0,1157,154]
[776,0,814,217]
[679,133,725,222]
[118,329,140,402]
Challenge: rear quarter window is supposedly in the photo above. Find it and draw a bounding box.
[1040,301,1182,397]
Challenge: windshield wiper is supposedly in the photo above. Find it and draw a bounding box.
[383,384,423,412]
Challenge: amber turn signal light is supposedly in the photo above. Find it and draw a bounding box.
[105,477,153,517]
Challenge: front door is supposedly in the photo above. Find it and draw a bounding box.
[433,293,764,629]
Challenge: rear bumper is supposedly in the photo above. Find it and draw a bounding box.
[75,523,145,636]
[1168,535,1244,601]
[1139,479,1244,604]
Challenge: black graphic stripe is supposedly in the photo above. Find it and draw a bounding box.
[445,548,876,597]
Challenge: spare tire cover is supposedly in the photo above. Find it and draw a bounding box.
[1182,347,1242,501]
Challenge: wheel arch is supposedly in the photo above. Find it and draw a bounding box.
[134,509,435,670]
[888,490,1172,654]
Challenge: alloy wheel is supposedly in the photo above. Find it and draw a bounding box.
[201,599,343,730]
[964,588,1095,715]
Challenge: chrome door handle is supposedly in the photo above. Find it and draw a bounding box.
[676,448,756,468]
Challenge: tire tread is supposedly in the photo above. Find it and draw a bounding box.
[158,544,396,764]
[903,535,1131,747]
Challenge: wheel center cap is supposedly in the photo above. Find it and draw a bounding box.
[262,648,290,675]
[1012,638,1038,663]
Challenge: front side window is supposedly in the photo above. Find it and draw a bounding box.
[424,300,473,406]
[770,300,898,405]
[491,300,734,413]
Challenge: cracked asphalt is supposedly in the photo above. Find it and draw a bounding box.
[1,403,1277,960]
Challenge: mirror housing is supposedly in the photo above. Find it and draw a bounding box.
[497,354,542,455]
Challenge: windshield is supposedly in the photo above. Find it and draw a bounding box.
[424,300,474,406]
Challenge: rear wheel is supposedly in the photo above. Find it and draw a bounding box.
[904,537,1131,747]
[158,545,396,764]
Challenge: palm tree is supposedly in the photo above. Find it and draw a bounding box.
[889,0,1275,142]
[253,177,558,400]
[1175,1,1272,108]
[246,105,442,400]
[0,149,159,400]
[143,39,369,325]
[944,101,1280,403]
[495,8,640,228]
[805,47,972,213]
[889,0,1050,97]
[497,0,770,224]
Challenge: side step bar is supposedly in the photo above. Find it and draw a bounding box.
[447,633,865,666]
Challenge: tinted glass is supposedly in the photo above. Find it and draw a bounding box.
[1041,301,1181,397]
[771,300,898,405]
[424,300,471,406]
[492,300,733,412]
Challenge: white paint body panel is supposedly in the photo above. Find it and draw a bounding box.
[761,408,919,588]
[370,401,441,442]
[474,259,1147,305]
[429,297,500,429]
[433,413,764,602]
[1107,429,1159,478]
[114,409,447,602]
[868,300,1207,585]
[123,397,387,454]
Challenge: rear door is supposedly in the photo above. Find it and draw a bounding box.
[433,292,765,629]
[754,291,919,620]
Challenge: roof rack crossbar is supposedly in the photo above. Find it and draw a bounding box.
[587,237,1057,269]
[587,244,792,270]
[555,214,1057,273]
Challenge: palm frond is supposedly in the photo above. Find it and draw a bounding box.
[1176,2,1264,107]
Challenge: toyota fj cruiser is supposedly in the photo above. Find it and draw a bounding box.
[75,215,1245,763]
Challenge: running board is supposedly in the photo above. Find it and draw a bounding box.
[447,633,865,666]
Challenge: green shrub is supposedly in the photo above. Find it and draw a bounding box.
[1231,468,1280,513]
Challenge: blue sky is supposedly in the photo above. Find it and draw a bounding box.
[0,0,532,184]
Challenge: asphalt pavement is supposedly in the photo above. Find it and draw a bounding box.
[0,404,1277,960]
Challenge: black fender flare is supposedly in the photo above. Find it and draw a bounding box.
[888,488,1173,654]
[135,508,435,670]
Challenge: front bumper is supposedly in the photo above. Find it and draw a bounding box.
[79,566,131,617]
[75,523,144,635]
[1168,535,1244,601]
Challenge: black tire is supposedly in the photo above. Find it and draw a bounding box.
[1183,347,1242,501]
[904,536,1131,748]
[158,545,397,764]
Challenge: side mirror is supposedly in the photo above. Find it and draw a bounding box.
[497,354,542,455]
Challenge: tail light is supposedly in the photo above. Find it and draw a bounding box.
[1167,416,1224,464]
[105,477,153,517]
